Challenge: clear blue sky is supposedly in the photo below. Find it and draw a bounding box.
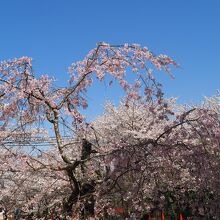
[0,0,219,120]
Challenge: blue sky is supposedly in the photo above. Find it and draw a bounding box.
[0,0,219,120]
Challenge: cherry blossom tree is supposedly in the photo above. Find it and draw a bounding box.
[1,43,219,219]
[0,43,177,218]
[205,90,220,114]
[86,98,220,219]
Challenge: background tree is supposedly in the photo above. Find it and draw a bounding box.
[87,98,220,219]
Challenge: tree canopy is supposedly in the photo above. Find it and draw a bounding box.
[0,43,219,219]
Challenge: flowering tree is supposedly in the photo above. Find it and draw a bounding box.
[87,98,220,218]
[0,43,177,218]
[205,90,220,114]
[1,43,219,219]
